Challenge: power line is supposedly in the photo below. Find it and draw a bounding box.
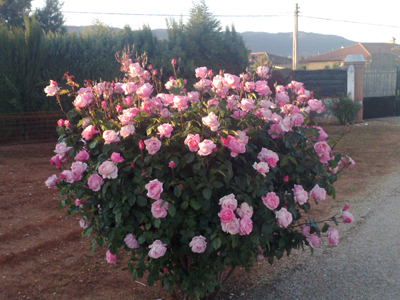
[301,15,400,29]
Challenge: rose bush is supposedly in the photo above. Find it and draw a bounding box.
[45,53,355,299]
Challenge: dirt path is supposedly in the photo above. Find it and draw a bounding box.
[1,120,400,300]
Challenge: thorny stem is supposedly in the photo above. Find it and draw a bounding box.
[330,125,354,151]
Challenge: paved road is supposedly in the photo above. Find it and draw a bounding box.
[236,121,400,300]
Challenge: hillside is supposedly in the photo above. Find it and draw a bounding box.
[66,26,357,57]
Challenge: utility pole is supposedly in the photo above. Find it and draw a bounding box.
[293,3,299,70]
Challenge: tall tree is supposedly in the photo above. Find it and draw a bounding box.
[0,0,31,28]
[35,0,66,34]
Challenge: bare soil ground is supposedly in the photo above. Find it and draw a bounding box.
[1,120,400,300]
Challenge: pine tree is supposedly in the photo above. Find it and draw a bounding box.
[0,0,32,28]
[35,0,66,34]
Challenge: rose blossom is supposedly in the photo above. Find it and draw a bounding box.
[221,218,240,235]
[202,112,220,131]
[257,148,279,168]
[172,95,188,111]
[148,240,167,259]
[341,210,354,224]
[302,225,310,237]
[219,194,238,211]
[187,91,199,102]
[110,152,124,163]
[144,137,162,155]
[252,162,270,177]
[45,174,58,188]
[160,108,172,118]
[123,96,134,106]
[103,130,120,144]
[75,149,90,162]
[308,99,326,113]
[145,179,163,200]
[189,235,207,253]
[218,207,235,223]
[44,80,60,96]
[168,161,175,168]
[314,141,331,164]
[57,119,64,127]
[306,232,321,248]
[60,170,75,183]
[54,142,73,158]
[341,155,356,168]
[275,207,293,228]
[261,192,280,210]
[136,83,153,98]
[292,184,308,205]
[236,202,253,219]
[71,161,87,181]
[151,199,169,218]
[87,173,104,192]
[79,218,89,229]
[227,137,246,157]
[240,98,256,112]
[328,227,339,245]
[239,217,253,235]
[310,184,326,201]
[98,161,118,179]
[195,67,208,79]
[119,124,135,138]
[106,250,116,264]
[197,139,216,156]
[157,124,174,139]
[81,125,99,140]
[268,124,283,139]
[122,82,137,94]
[124,234,139,249]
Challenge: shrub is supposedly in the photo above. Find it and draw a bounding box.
[331,95,361,125]
[45,54,355,299]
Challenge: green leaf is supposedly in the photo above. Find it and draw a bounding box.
[185,152,195,164]
[202,187,212,200]
[137,196,147,207]
[181,201,189,210]
[190,199,201,210]
[231,235,238,248]
[212,238,221,250]
[321,223,330,233]
[153,218,161,228]
[168,203,176,217]
[174,185,182,198]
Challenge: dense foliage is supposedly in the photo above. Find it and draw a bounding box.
[45,51,355,298]
[331,95,361,125]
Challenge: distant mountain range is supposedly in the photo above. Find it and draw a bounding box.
[67,26,357,58]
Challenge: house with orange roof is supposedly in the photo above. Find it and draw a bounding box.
[303,42,400,70]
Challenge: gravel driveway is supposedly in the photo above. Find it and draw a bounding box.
[237,143,400,299]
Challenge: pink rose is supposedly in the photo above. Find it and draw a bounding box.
[256,66,269,78]
[202,112,220,131]
[123,96,134,106]
[240,98,256,112]
[239,217,253,235]
[306,232,321,248]
[82,125,99,140]
[119,124,136,138]
[57,119,64,127]
[79,218,89,229]
[279,116,292,132]
[301,225,310,237]
[236,202,253,219]
[136,83,153,98]
[75,149,90,162]
[168,161,175,168]
[157,124,174,139]
[244,81,255,92]
[341,210,354,224]
[60,170,75,183]
[312,126,328,141]
[275,207,293,228]
[110,152,124,163]
[290,113,304,127]
[257,148,279,168]
[50,154,67,168]
[292,184,308,205]
[172,95,188,111]
[75,198,82,206]
[129,63,143,78]
[44,80,60,96]
[87,173,104,191]
[124,234,139,249]
[221,218,240,235]
[309,184,326,201]
[98,161,118,179]
[195,67,208,79]
[268,124,283,139]
[45,174,58,188]
[224,73,240,89]
[252,162,270,177]
[314,141,331,164]
[144,137,162,155]
[106,249,116,264]
[184,134,201,152]
[197,139,216,156]
[151,199,169,218]
[219,194,238,211]
[218,207,235,223]
[187,91,199,102]
[341,155,356,168]
[308,99,326,113]
[71,161,87,181]
[73,94,89,109]
[54,142,73,158]
[227,137,246,157]
[103,130,120,144]
[232,110,247,119]
[189,235,207,253]
[160,108,172,118]
[122,82,137,94]
[328,227,339,245]
[262,192,280,210]
[275,92,290,104]
[145,179,163,200]
[148,240,167,259]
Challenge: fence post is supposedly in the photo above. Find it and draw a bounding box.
[347,65,355,101]
[343,54,365,122]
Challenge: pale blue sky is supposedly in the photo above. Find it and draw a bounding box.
[31,0,400,43]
